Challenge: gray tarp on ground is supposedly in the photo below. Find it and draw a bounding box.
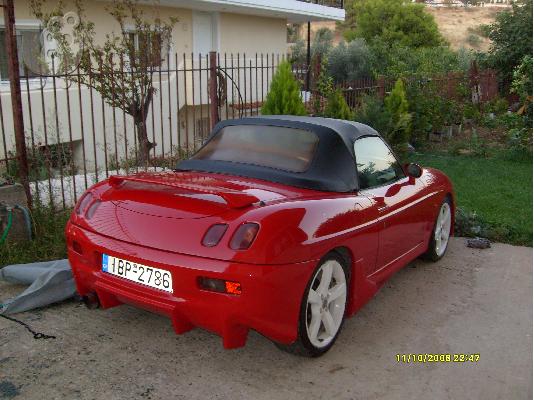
[0,260,76,314]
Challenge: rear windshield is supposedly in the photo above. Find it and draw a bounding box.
[192,125,319,173]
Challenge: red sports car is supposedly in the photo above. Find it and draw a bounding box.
[66,116,454,357]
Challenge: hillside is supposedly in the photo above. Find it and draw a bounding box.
[300,5,508,52]
[425,6,507,51]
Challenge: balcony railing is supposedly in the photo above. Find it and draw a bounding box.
[296,0,344,9]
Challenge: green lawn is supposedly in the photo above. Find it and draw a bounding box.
[411,153,533,246]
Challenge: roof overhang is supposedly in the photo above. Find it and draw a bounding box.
[155,0,345,22]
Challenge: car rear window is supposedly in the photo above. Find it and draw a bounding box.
[192,125,319,173]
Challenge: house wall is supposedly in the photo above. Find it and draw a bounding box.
[219,13,287,55]
[9,0,193,55]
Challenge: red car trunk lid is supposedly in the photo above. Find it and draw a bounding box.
[101,171,292,220]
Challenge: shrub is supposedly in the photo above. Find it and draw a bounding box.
[354,94,391,135]
[384,79,411,153]
[289,39,306,64]
[370,40,463,79]
[327,39,373,83]
[485,0,533,83]
[343,0,444,48]
[312,27,334,61]
[354,81,411,155]
[261,61,307,116]
[311,56,334,115]
[511,55,533,125]
[323,89,353,120]
[466,33,482,48]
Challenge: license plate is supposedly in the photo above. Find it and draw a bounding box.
[102,254,173,293]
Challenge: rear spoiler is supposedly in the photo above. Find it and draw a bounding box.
[108,175,260,209]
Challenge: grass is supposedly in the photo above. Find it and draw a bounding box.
[0,207,71,267]
[411,152,533,246]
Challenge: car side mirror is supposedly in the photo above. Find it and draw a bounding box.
[405,163,423,178]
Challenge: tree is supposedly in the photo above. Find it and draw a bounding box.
[323,89,353,120]
[485,0,533,83]
[311,27,334,61]
[30,0,177,163]
[343,0,444,48]
[327,39,373,83]
[261,61,307,116]
[384,78,411,152]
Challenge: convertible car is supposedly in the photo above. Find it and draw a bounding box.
[66,116,454,356]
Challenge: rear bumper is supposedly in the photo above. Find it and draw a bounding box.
[66,222,316,348]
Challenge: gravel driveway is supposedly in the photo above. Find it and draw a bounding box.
[0,237,532,400]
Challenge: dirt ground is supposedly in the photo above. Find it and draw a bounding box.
[425,6,506,51]
[0,238,532,400]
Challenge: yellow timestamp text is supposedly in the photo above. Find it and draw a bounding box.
[396,353,480,363]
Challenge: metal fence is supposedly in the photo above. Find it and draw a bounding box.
[0,52,293,208]
[0,49,499,210]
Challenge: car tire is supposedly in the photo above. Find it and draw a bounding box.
[423,196,453,262]
[276,252,350,357]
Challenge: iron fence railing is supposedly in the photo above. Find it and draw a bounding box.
[0,49,499,210]
[0,52,291,208]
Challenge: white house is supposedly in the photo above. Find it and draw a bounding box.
[0,0,344,179]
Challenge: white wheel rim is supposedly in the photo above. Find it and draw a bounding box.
[305,260,347,348]
[434,202,451,257]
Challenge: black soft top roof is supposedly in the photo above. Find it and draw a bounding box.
[176,116,381,192]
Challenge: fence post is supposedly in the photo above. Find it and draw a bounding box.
[209,51,220,129]
[2,0,31,207]
[377,75,385,100]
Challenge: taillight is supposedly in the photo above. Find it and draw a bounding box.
[229,223,259,250]
[76,192,94,215]
[202,224,228,247]
[85,200,101,219]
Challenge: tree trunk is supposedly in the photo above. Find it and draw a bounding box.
[131,88,155,165]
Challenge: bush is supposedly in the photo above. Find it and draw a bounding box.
[312,27,334,61]
[354,81,411,155]
[323,89,353,120]
[327,39,373,83]
[343,0,444,48]
[289,28,335,64]
[511,55,533,125]
[354,95,390,132]
[261,61,307,116]
[370,40,463,79]
[289,39,307,64]
[485,0,533,83]
[384,79,411,154]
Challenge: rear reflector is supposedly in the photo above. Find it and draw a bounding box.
[198,277,242,295]
[202,224,228,247]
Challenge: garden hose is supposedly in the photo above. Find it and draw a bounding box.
[14,205,32,241]
[0,208,13,245]
[0,204,33,244]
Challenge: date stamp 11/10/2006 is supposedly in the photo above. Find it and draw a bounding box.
[396,354,480,364]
